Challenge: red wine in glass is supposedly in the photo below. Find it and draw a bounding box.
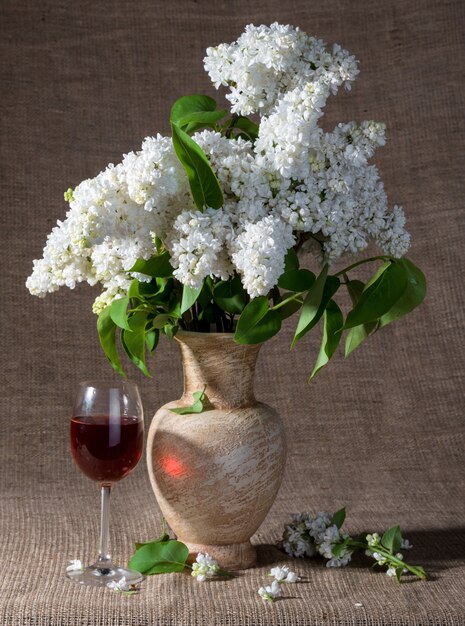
[71,415,143,483]
[67,381,144,587]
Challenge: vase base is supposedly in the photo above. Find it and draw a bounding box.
[184,540,257,571]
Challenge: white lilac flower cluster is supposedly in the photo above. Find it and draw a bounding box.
[191,552,221,582]
[66,559,84,573]
[106,576,138,594]
[258,565,301,601]
[27,23,410,311]
[281,512,353,567]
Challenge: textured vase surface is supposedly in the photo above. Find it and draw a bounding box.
[147,330,287,569]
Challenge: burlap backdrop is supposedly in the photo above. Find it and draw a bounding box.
[1,0,464,624]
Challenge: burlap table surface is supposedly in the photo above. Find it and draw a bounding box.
[1,0,464,624]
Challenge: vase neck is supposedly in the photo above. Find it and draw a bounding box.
[175,332,261,410]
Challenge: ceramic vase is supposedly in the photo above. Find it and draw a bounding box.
[146,330,286,569]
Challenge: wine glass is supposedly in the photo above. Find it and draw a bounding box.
[67,381,144,586]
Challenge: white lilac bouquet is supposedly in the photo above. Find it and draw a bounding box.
[27,23,425,377]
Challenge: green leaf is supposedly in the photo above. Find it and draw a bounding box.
[234,116,259,141]
[395,567,404,583]
[128,539,189,574]
[213,275,248,314]
[97,306,125,377]
[292,264,329,347]
[292,274,340,342]
[344,280,377,356]
[378,259,426,328]
[196,277,213,309]
[152,313,178,329]
[410,565,427,579]
[171,123,223,211]
[309,299,343,379]
[139,278,171,300]
[153,235,164,254]
[278,268,315,292]
[331,507,346,529]
[128,277,171,303]
[198,303,217,323]
[121,311,150,377]
[145,329,159,352]
[135,531,170,551]
[110,296,131,331]
[345,322,378,356]
[276,295,302,320]
[165,295,182,319]
[128,279,142,300]
[234,296,281,345]
[346,279,365,306]
[344,262,408,329]
[331,540,349,558]
[284,248,300,271]
[170,95,217,126]
[130,251,173,278]
[163,324,178,340]
[176,109,228,132]
[365,261,391,290]
[180,284,203,315]
[170,385,209,415]
[381,525,402,554]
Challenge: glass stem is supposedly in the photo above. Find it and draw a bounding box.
[98,484,111,565]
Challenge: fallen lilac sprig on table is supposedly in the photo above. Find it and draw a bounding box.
[268,565,301,584]
[258,579,283,602]
[66,559,84,573]
[280,508,426,582]
[257,565,301,601]
[107,576,139,595]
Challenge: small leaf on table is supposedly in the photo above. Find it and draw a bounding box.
[381,525,402,554]
[129,540,189,575]
[331,507,346,529]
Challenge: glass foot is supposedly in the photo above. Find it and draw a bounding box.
[66,563,143,587]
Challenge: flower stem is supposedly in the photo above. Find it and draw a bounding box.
[373,545,427,579]
[347,540,427,579]
[271,292,305,311]
[218,568,235,578]
[334,256,391,277]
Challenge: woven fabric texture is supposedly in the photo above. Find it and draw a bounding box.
[1,0,464,624]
